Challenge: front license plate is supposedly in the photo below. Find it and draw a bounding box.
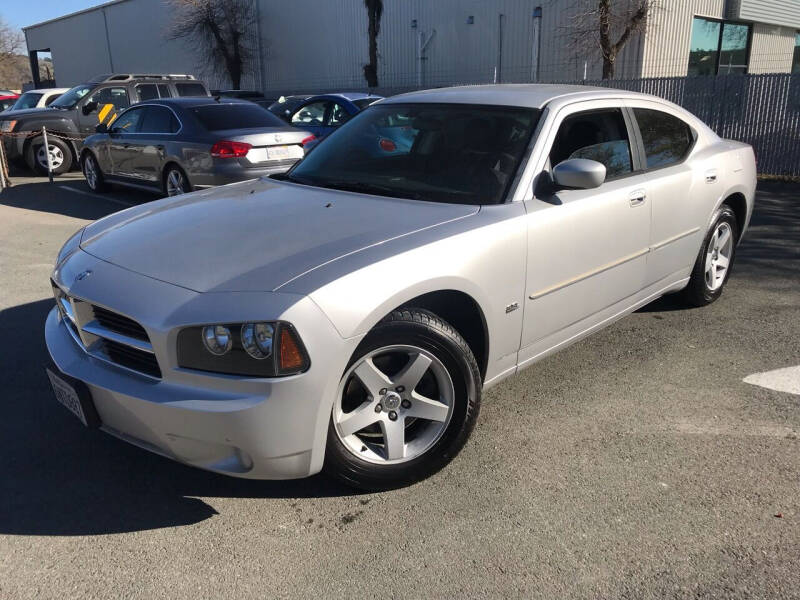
[46,368,98,428]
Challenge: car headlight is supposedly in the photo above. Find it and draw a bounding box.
[178,321,309,377]
[56,227,84,266]
[0,120,17,132]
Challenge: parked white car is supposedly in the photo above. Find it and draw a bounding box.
[8,88,69,111]
[46,84,756,490]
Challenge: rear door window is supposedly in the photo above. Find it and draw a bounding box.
[139,106,180,134]
[175,82,208,97]
[549,108,633,179]
[633,108,694,169]
[157,84,172,98]
[137,84,159,101]
[191,103,285,130]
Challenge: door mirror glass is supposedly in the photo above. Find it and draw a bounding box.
[552,158,606,190]
[95,123,108,134]
[82,101,98,115]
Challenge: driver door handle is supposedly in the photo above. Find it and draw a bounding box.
[629,189,646,207]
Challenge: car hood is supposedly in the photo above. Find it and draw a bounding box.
[80,178,478,293]
[0,107,63,120]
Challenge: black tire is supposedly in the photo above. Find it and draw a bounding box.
[163,164,191,197]
[26,136,73,175]
[324,308,481,491]
[81,152,108,193]
[682,205,739,307]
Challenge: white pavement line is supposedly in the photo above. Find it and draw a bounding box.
[57,185,134,208]
[743,365,800,396]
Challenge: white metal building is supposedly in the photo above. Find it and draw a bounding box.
[23,0,800,94]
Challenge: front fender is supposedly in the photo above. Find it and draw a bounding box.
[294,202,529,383]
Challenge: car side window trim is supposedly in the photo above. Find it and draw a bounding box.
[547,106,638,183]
[623,101,699,174]
[113,103,183,135]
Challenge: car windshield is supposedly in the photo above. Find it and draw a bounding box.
[286,103,540,205]
[191,103,287,130]
[50,84,93,109]
[11,92,43,110]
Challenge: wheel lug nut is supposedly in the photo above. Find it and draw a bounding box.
[395,385,405,393]
[374,403,382,413]
[401,399,411,409]
[388,411,398,421]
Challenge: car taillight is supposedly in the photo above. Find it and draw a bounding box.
[301,134,316,147]
[210,140,252,158]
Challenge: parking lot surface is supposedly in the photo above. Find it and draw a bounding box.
[1,173,798,599]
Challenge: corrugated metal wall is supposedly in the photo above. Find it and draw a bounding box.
[749,23,797,73]
[641,0,726,78]
[24,0,799,93]
[736,0,800,29]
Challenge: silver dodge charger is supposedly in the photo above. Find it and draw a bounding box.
[46,85,756,490]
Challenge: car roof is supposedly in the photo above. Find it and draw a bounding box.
[382,84,653,109]
[308,92,383,102]
[140,97,252,109]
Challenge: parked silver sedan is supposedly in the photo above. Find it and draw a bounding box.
[80,97,314,196]
[46,85,755,490]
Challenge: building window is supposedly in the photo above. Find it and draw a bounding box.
[793,32,800,73]
[688,16,751,76]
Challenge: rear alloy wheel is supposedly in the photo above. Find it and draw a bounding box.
[325,309,481,490]
[164,166,191,197]
[682,205,739,306]
[26,136,73,175]
[82,152,108,192]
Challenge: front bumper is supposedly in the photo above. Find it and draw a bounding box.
[45,250,358,479]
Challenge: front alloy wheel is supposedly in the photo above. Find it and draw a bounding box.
[333,345,455,464]
[325,309,481,490]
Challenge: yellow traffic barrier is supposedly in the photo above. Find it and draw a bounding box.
[97,103,115,124]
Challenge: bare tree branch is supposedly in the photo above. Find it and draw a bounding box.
[0,18,28,89]
[564,0,658,79]
[166,0,255,89]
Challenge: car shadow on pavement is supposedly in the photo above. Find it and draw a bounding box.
[0,179,123,221]
[0,299,358,537]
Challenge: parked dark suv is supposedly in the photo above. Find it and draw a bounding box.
[0,74,209,174]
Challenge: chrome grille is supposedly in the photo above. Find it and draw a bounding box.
[52,281,162,379]
[99,339,162,378]
[91,305,148,341]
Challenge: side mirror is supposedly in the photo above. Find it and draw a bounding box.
[552,158,606,190]
[95,123,108,134]
[82,101,98,115]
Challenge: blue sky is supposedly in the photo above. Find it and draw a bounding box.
[3,1,101,29]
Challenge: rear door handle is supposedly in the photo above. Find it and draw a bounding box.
[705,169,718,183]
[629,189,646,207]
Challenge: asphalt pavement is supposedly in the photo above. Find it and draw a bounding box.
[1,172,798,599]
